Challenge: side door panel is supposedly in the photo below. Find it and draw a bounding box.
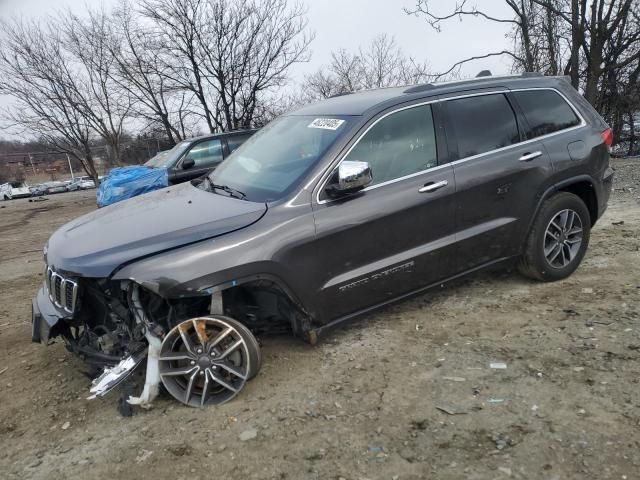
[312,167,456,322]
[444,92,553,273]
[452,142,552,271]
[310,101,457,323]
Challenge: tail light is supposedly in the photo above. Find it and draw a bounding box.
[601,128,613,147]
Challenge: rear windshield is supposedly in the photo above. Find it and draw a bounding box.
[513,90,581,139]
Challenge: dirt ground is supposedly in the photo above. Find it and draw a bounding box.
[0,159,638,480]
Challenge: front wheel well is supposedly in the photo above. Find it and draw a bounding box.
[557,181,598,226]
[221,280,311,340]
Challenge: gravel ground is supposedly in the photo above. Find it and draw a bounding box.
[0,158,638,480]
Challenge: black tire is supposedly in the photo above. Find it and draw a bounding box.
[518,192,591,282]
[213,315,262,380]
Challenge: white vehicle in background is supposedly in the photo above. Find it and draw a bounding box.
[1,181,31,200]
[67,176,96,191]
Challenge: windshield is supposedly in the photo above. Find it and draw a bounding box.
[145,142,190,169]
[208,115,350,202]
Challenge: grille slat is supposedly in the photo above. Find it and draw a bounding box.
[54,276,62,304]
[46,267,78,314]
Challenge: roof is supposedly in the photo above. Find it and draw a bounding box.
[291,73,571,117]
[184,128,258,143]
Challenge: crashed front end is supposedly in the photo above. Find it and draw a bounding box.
[33,269,164,404]
[32,265,251,408]
[31,183,270,410]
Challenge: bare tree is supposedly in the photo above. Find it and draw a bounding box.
[405,0,537,77]
[106,0,197,146]
[407,1,640,96]
[0,19,100,182]
[302,34,434,100]
[406,0,640,154]
[60,8,132,166]
[139,0,314,132]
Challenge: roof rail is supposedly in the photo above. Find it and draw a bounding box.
[401,71,547,95]
[403,84,435,94]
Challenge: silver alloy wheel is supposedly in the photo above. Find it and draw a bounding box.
[543,208,583,269]
[159,317,251,407]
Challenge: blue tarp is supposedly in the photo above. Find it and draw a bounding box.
[97,166,168,208]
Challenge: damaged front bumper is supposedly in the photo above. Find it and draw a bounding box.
[32,281,164,408]
[31,284,69,344]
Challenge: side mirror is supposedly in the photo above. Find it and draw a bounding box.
[182,158,195,170]
[326,160,373,197]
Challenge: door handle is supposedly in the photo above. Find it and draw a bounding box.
[519,151,543,162]
[419,180,448,193]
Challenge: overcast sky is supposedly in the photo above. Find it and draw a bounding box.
[0,0,514,138]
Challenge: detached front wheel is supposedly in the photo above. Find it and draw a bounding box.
[518,192,591,282]
[159,316,261,407]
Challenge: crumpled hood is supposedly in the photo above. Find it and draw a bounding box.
[45,182,266,278]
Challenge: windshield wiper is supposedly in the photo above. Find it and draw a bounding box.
[202,177,246,200]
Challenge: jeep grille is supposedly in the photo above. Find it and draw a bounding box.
[45,267,78,314]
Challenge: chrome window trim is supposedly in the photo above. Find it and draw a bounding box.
[315,87,586,205]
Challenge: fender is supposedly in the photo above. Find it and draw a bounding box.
[522,173,599,251]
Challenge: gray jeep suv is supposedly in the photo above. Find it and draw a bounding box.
[32,73,614,408]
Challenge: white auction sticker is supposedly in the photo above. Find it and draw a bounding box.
[308,118,345,130]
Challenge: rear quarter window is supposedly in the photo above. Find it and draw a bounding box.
[512,90,581,139]
[227,134,252,153]
[445,93,520,159]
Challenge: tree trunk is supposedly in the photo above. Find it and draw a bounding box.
[81,145,100,185]
[583,1,602,106]
[546,5,558,75]
[569,0,581,89]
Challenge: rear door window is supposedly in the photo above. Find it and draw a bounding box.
[512,90,581,139]
[445,93,519,159]
[343,104,438,186]
[183,139,223,168]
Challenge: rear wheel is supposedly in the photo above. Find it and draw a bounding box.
[158,316,261,407]
[518,192,591,281]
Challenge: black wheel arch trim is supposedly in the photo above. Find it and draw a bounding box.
[201,273,307,312]
[523,174,599,251]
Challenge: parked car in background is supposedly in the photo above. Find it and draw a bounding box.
[1,181,31,200]
[97,129,256,207]
[67,176,96,191]
[30,184,48,196]
[32,73,613,409]
[146,130,257,185]
[66,180,80,192]
[144,150,169,168]
[44,181,68,195]
[621,113,640,135]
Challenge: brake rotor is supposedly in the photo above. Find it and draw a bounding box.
[158,317,258,407]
